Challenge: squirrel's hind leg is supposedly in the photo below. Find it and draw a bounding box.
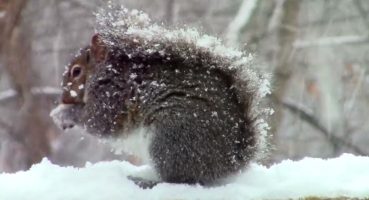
[127,176,160,189]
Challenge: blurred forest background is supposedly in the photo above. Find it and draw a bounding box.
[1,0,369,173]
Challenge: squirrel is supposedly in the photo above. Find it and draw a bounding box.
[51,31,259,187]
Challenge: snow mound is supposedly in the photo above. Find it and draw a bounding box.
[0,154,368,200]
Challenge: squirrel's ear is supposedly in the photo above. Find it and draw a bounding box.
[91,33,107,63]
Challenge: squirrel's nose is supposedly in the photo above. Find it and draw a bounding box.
[62,123,75,130]
[61,97,75,104]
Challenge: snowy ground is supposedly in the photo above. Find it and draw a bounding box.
[0,154,368,200]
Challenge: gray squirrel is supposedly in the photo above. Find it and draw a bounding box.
[51,15,265,187]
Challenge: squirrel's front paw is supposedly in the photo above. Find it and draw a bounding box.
[127,176,160,189]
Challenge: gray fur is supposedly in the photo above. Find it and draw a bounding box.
[52,8,265,186]
[80,50,256,184]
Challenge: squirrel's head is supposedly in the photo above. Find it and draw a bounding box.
[61,47,91,104]
[61,34,108,105]
[52,34,111,132]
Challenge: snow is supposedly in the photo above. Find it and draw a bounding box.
[0,154,368,200]
[70,90,77,97]
[106,126,153,165]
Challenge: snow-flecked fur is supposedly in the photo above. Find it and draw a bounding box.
[51,4,271,186]
[94,4,271,158]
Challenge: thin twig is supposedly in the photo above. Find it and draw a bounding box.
[346,66,365,111]
[282,100,367,155]
[294,35,369,48]
[0,87,61,103]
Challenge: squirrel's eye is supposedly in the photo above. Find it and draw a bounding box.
[71,65,82,78]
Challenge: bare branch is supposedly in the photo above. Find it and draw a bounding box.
[0,90,17,102]
[270,0,300,140]
[0,87,61,103]
[346,66,365,112]
[267,0,285,32]
[31,86,62,96]
[0,0,27,53]
[283,100,367,156]
[165,0,176,25]
[353,0,369,30]
[65,0,97,11]
[225,0,259,47]
[294,35,369,48]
